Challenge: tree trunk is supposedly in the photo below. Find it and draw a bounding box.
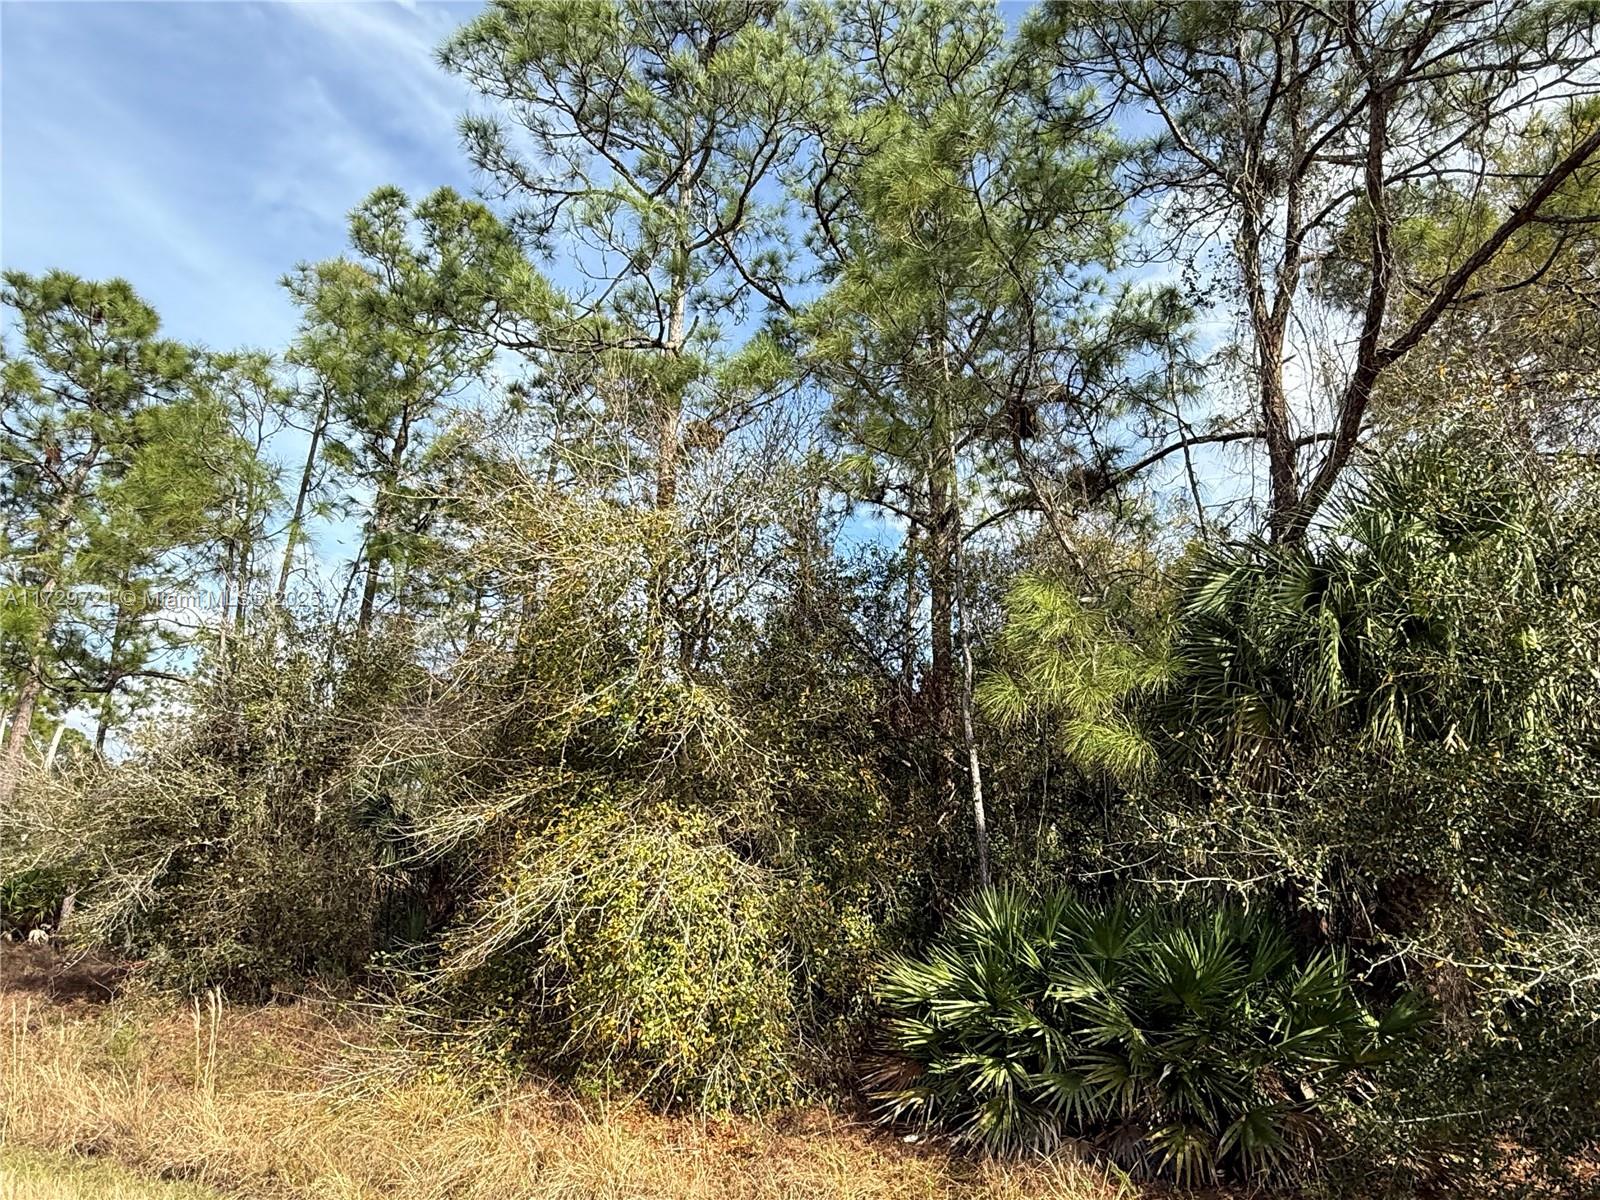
[657,386,682,510]
[1238,195,1301,541]
[219,490,239,663]
[1259,352,1300,542]
[934,321,989,887]
[95,589,131,753]
[276,389,329,606]
[44,721,68,772]
[656,256,688,510]
[0,673,43,804]
[925,357,965,859]
[358,423,411,636]
[233,539,251,637]
[901,524,921,698]
[948,436,990,889]
[926,461,955,747]
[357,523,384,634]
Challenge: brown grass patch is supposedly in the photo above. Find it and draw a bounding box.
[0,978,1129,1200]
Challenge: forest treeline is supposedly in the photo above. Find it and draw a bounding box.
[3,1,1600,1193]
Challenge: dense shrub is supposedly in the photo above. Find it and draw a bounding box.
[432,800,802,1111]
[389,480,918,1110]
[873,889,1424,1183]
[1149,435,1600,1183]
[1,752,97,936]
[0,864,71,933]
[1164,436,1600,918]
[1347,997,1600,1198]
[980,432,1600,1185]
[46,625,421,994]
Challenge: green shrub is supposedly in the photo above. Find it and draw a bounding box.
[1141,434,1600,1185]
[57,625,418,995]
[395,481,918,1112]
[0,864,71,933]
[1337,957,1600,1198]
[433,800,801,1112]
[873,889,1424,1183]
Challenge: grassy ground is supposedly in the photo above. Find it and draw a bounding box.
[0,946,1128,1200]
[1,1147,224,1200]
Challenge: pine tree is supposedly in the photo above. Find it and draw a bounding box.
[0,272,235,790]
[796,0,1183,881]
[284,187,526,634]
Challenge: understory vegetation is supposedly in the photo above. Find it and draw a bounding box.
[4,1,1599,1196]
[875,891,1426,1180]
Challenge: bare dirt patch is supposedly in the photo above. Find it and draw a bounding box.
[1,942,127,1005]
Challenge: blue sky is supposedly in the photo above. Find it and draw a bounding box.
[2,0,483,353]
[2,0,504,610]
[0,0,1252,543]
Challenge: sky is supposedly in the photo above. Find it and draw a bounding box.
[0,0,1258,550]
[1,0,484,354]
[2,1,498,745]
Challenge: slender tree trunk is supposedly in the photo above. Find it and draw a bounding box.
[644,154,695,675]
[901,524,921,698]
[357,489,388,636]
[95,587,132,753]
[1,673,44,803]
[924,356,974,879]
[233,540,250,637]
[219,489,239,664]
[652,280,686,672]
[937,332,989,887]
[358,521,384,634]
[43,721,68,772]
[655,113,698,512]
[358,423,411,636]
[926,458,955,759]
[276,389,329,606]
[1238,196,1301,541]
[464,585,484,645]
[950,486,990,890]
[46,709,77,934]
[656,263,688,510]
[657,389,682,511]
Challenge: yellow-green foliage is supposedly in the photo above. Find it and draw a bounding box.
[438,800,800,1112]
[405,478,914,1113]
[978,573,1171,782]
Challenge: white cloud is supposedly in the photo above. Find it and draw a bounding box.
[1,1,485,349]
[277,0,476,139]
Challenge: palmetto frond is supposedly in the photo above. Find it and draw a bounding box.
[1172,433,1600,771]
[871,889,1421,1181]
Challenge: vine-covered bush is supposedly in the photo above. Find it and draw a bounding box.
[433,800,802,1112]
[873,889,1424,1183]
[395,481,918,1112]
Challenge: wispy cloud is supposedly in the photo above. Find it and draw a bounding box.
[278,0,471,139]
[1,0,482,350]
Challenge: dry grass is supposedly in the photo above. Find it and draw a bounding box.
[0,982,1129,1200]
[2,1146,223,1199]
